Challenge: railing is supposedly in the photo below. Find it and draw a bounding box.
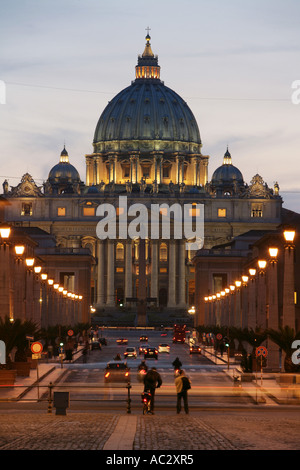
[0,382,133,414]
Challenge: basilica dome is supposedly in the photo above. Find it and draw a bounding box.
[93,34,202,156]
[48,147,81,184]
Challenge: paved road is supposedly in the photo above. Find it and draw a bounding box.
[54,328,253,409]
[1,328,299,454]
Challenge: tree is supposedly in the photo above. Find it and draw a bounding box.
[0,316,39,366]
[267,326,300,373]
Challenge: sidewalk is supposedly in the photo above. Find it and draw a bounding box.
[202,345,300,405]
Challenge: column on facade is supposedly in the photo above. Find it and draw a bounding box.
[282,244,295,329]
[247,276,257,329]
[267,259,280,370]
[235,286,241,327]
[199,157,209,187]
[108,156,114,183]
[167,240,176,307]
[130,155,139,184]
[125,239,133,304]
[257,272,267,329]
[178,239,186,308]
[150,240,158,305]
[86,157,91,186]
[106,240,115,307]
[96,240,105,307]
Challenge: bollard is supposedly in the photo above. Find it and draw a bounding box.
[53,391,69,415]
[126,383,131,414]
[47,382,53,414]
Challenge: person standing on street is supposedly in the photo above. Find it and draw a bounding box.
[175,369,191,414]
[143,367,162,414]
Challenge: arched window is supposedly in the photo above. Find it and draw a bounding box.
[159,243,168,262]
[116,242,124,261]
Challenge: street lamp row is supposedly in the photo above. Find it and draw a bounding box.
[204,228,296,303]
[0,224,84,312]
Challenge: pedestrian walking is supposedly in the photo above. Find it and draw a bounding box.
[175,369,191,414]
[172,356,182,370]
[143,367,162,414]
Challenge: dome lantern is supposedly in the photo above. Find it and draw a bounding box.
[135,31,160,80]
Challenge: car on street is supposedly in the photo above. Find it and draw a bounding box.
[104,361,130,383]
[124,347,137,359]
[144,346,158,360]
[158,343,170,353]
[91,339,101,350]
[116,338,128,345]
[139,335,148,342]
[139,345,147,355]
[190,344,202,354]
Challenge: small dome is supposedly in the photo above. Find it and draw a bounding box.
[211,148,244,187]
[86,185,100,194]
[48,147,81,184]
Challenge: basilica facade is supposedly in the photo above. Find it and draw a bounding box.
[2,34,283,317]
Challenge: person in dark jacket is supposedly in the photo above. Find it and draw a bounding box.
[172,356,182,370]
[143,367,162,414]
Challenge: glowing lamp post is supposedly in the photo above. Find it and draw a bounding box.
[282,229,296,329]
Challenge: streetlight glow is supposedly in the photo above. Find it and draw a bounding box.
[269,247,278,258]
[15,245,25,256]
[258,260,267,269]
[283,230,295,243]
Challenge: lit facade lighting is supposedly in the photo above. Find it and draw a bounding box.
[34,266,42,274]
[15,245,25,256]
[258,260,267,270]
[269,247,278,258]
[249,268,256,276]
[25,258,35,267]
[0,225,11,239]
[47,278,54,285]
[283,230,295,243]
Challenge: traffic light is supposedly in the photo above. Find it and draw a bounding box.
[223,337,229,348]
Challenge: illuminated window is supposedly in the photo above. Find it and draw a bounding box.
[163,164,171,178]
[116,267,124,273]
[21,203,32,216]
[159,267,167,273]
[218,208,227,218]
[159,243,168,262]
[122,164,130,179]
[189,205,200,217]
[116,243,124,261]
[57,207,66,216]
[160,207,168,216]
[141,163,151,179]
[116,207,124,216]
[83,207,95,216]
[251,204,263,218]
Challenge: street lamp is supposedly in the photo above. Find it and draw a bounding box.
[283,229,296,244]
[15,245,25,256]
[25,258,35,268]
[0,224,11,240]
[258,259,267,276]
[249,268,256,277]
